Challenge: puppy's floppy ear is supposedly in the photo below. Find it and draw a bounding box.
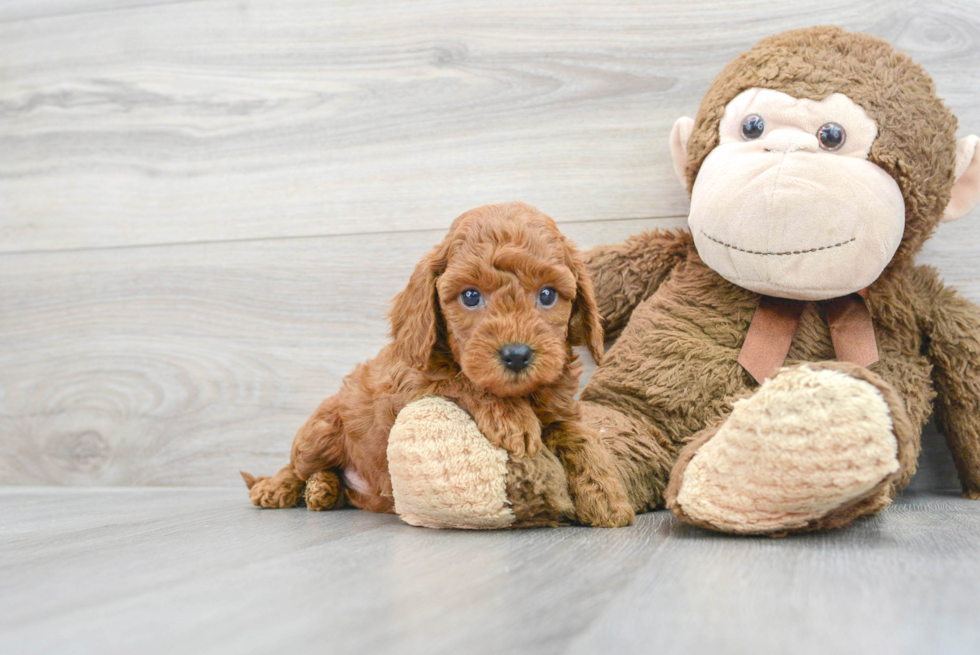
[565,240,605,364]
[388,240,450,370]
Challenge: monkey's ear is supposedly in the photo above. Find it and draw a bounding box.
[670,116,695,189]
[943,135,980,223]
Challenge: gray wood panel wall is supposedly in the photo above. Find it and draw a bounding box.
[1,0,978,486]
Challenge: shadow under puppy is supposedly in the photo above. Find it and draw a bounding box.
[242,202,633,527]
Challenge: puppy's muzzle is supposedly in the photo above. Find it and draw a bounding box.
[499,343,534,373]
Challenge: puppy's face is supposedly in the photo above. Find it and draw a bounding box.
[389,203,604,397]
[437,226,578,397]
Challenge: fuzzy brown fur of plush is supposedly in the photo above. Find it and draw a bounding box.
[242,202,633,527]
[584,230,980,515]
[578,27,980,531]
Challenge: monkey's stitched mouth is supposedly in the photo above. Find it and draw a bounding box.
[700,231,856,256]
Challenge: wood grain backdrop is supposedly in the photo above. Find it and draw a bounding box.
[1,0,978,486]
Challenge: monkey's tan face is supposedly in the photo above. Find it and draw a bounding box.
[687,89,905,300]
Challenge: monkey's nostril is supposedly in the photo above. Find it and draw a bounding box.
[499,343,534,373]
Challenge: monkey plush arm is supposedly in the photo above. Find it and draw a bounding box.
[583,229,690,341]
[920,272,980,499]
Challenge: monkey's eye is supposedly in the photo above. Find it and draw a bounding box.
[817,122,846,151]
[537,287,558,307]
[741,114,765,140]
[460,288,483,308]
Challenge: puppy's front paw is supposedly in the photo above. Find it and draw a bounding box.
[571,477,634,528]
[499,418,543,458]
[576,493,635,528]
[481,410,542,458]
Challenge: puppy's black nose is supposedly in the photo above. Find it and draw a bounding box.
[499,343,534,373]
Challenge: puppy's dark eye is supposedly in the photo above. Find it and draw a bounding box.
[817,122,846,151]
[537,287,558,307]
[741,114,765,140]
[460,288,483,308]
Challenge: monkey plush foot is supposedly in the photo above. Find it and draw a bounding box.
[666,363,914,535]
[387,397,575,529]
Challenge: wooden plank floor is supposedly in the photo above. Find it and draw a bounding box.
[1,487,979,655]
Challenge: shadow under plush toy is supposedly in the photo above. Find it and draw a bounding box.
[389,26,980,535]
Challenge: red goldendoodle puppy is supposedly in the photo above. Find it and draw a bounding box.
[242,202,633,527]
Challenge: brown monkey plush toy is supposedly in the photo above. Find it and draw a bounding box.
[576,26,980,534]
[388,26,980,535]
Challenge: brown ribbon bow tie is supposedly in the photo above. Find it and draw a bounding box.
[738,290,879,384]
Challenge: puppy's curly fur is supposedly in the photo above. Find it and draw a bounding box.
[242,202,633,527]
